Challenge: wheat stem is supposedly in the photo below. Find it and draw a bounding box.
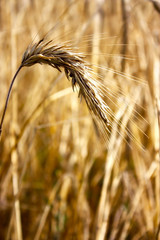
[0,65,22,137]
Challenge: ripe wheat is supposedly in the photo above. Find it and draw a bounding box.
[0,35,138,145]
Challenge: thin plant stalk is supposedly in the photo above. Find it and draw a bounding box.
[0,65,22,137]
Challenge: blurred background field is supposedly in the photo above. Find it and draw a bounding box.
[0,0,160,239]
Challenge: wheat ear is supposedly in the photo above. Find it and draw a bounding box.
[0,37,111,138]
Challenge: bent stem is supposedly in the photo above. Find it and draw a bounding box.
[0,64,23,137]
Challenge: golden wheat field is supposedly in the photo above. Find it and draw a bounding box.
[0,0,160,240]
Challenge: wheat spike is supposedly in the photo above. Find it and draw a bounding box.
[0,37,111,139]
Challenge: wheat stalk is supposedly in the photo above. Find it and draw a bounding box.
[0,36,111,140]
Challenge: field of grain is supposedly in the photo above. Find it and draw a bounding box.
[0,0,160,239]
